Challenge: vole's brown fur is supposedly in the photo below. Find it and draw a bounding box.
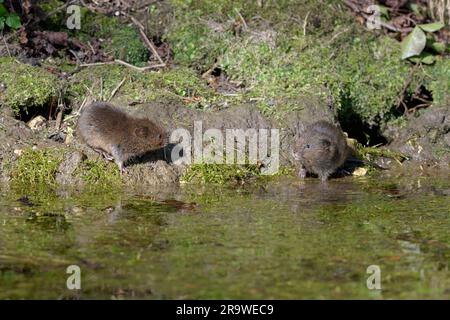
[292,120,348,182]
[77,102,167,174]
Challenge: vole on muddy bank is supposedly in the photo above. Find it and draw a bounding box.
[292,120,348,182]
[77,102,167,174]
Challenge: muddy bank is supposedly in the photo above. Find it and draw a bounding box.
[383,106,450,167]
[0,95,448,188]
[0,95,336,186]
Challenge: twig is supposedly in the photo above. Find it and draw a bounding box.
[78,96,88,115]
[79,59,165,71]
[114,59,165,71]
[235,9,248,30]
[109,77,127,101]
[361,13,401,32]
[100,77,103,101]
[408,103,431,113]
[396,65,417,112]
[87,41,96,55]
[303,11,310,36]
[201,62,219,79]
[68,49,81,65]
[83,84,95,99]
[1,31,12,57]
[129,15,165,65]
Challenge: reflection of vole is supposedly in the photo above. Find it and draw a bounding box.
[292,121,348,182]
[77,102,167,174]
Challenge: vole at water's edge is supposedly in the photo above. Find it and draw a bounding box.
[77,102,167,174]
[292,120,348,182]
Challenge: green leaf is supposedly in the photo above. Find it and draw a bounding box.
[0,4,7,17]
[409,52,436,65]
[5,13,21,29]
[420,54,436,64]
[431,42,446,54]
[0,16,4,30]
[418,22,445,33]
[0,0,4,3]
[410,3,421,15]
[401,26,426,60]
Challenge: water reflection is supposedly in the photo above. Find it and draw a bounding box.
[0,174,449,299]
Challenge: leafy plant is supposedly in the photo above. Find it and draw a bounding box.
[0,0,21,31]
[401,22,446,64]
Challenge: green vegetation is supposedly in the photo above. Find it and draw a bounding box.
[0,0,21,31]
[11,148,65,186]
[76,159,121,186]
[401,22,447,64]
[0,58,60,115]
[182,163,261,185]
[68,64,215,108]
[163,0,443,126]
[425,57,450,107]
[0,0,447,184]
[77,8,148,66]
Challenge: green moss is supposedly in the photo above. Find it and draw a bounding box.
[166,0,443,127]
[38,0,66,30]
[425,57,450,108]
[77,7,121,39]
[0,58,60,114]
[74,9,148,65]
[182,163,261,185]
[11,148,65,186]
[359,146,410,163]
[166,0,350,71]
[165,16,232,72]
[221,29,411,123]
[109,27,149,66]
[76,159,121,186]
[68,64,215,108]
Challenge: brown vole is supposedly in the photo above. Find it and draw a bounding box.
[77,102,167,174]
[292,120,348,182]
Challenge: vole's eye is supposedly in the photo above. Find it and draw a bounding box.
[305,144,310,149]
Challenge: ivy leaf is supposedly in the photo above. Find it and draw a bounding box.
[410,3,421,15]
[409,52,436,65]
[431,42,446,54]
[5,13,21,29]
[0,4,7,17]
[0,16,4,30]
[420,54,436,65]
[418,22,445,33]
[401,26,426,60]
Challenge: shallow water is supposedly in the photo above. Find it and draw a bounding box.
[0,173,449,299]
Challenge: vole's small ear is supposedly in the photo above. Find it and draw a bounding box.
[135,126,149,138]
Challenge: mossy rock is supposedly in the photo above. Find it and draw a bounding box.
[425,57,450,108]
[76,159,122,187]
[11,147,65,186]
[0,58,60,115]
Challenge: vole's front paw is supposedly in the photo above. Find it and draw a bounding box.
[298,167,307,179]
